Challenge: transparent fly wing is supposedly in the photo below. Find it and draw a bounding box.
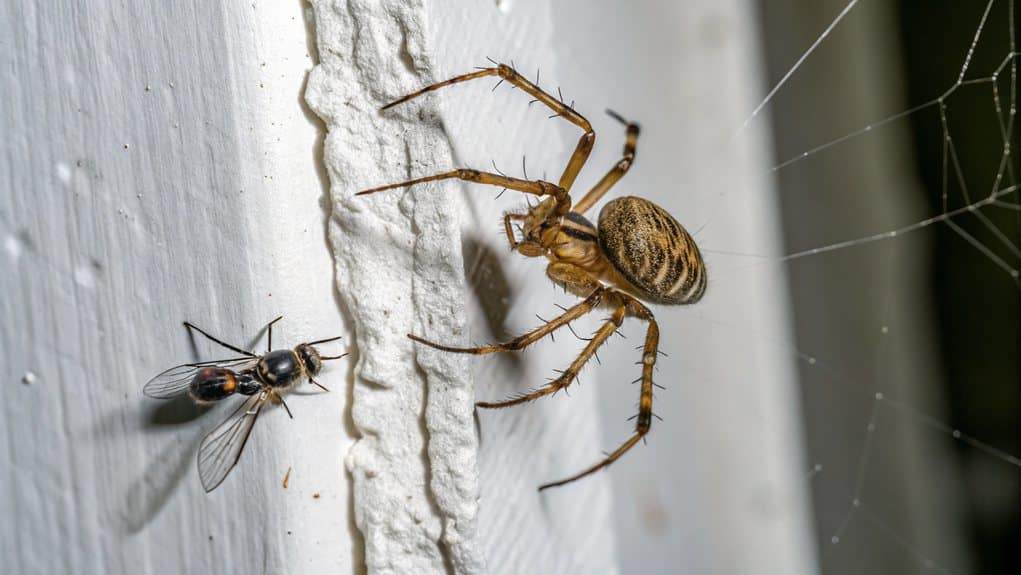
[142,357,255,399]
[197,391,267,492]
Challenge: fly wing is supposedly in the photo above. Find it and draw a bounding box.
[142,357,256,399]
[197,391,267,492]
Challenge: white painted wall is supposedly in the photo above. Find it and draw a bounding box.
[2,0,814,573]
[2,1,354,573]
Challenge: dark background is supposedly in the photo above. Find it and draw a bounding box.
[899,1,1021,573]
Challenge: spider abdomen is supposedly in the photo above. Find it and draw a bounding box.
[597,196,706,305]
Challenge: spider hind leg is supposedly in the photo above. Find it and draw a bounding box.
[539,298,659,491]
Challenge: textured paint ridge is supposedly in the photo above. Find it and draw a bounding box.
[305,0,483,573]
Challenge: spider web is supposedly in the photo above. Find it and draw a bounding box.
[722,0,1021,572]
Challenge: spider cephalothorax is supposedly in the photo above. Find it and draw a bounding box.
[359,62,706,490]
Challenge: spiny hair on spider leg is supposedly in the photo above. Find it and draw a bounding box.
[631,346,669,360]
[565,323,591,342]
[514,389,545,403]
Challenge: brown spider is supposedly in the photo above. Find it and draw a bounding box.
[358,62,707,490]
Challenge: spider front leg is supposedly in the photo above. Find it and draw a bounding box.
[539,297,659,491]
[377,62,595,191]
[358,169,571,252]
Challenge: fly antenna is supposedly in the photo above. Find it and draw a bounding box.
[306,335,343,346]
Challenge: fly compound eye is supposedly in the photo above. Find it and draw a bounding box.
[142,316,339,492]
[298,344,323,376]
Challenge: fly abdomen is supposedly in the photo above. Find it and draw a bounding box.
[189,368,244,402]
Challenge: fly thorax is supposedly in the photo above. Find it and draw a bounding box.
[258,349,300,389]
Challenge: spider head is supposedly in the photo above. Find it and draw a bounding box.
[514,197,562,255]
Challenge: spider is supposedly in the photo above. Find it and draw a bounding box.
[358,62,707,490]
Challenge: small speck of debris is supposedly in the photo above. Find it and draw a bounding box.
[123,144,129,150]
[287,530,292,535]
[22,372,37,385]
[145,84,151,92]
[208,535,214,541]
[282,467,292,489]
[312,493,320,499]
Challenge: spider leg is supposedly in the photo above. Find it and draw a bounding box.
[477,303,626,409]
[359,168,571,254]
[538,297,659,491]
[379,63,595,191]
[409,286,606,355]
[573,110,640,216]
[359,169,566,204]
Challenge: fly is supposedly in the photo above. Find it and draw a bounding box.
[143,316,344,492]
